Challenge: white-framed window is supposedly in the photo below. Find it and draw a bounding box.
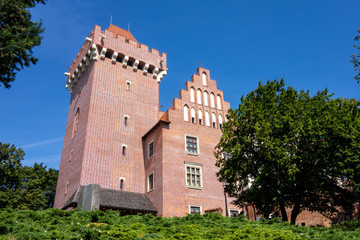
[184,105,189,121]
[124,115,129,126]
[210,93,215,108]
[229,209,240,217]
[189,205,202,215]
[122,144,127,156]
[217,95,222,110]
[120,177,125,190]
[185,162,202,189]
[212,113,217,128]
[205,111,210,126]
[198,109,203,125]
[191,108,196,123]
[197,89,202,104]
[204,91,209,106]
[147,172,154,192]
[148,141,154,158]
[126,81,131,90]
[190,87,195,103]
[219,115,223,129]
[185,135,198,154]
[202,72,207,86]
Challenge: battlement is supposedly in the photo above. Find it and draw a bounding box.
[64,25,167,94]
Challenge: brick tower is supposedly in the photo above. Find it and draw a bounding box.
[54,25,167,209]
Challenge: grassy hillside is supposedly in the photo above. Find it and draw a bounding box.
[0,209,359,239]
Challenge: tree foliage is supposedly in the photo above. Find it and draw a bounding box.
[215,79,360,224]
[351,29,360,83]
[0,142,58,210]
[0,0,46,88]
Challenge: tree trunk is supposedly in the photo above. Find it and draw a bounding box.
[279,203,288,222]
[290,203,300,225]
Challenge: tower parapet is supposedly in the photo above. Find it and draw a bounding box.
[64,25,167,93]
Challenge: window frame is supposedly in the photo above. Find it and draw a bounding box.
[148,141,154,158]
[124,115,129,126]
[189,205,202,215]
[122,144,127,156]
[119,177,125,190]
[147,172,154,192]
[126,81,131,90]
[185,135,199,155]
[184,161,203,190]
[229,209,240,217]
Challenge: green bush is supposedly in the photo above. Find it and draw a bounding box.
[1,209,360,239]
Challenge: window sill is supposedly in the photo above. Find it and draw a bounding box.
[186,186,203,190]
[147,189,154,193]
[185,151,199,156]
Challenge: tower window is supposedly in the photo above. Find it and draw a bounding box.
[126,81,131,90]
[148,142,154,158]
[219,115,223,129]
[184,105,189,121]
[147,172,154,192]
[186,164,202,188]
[210,93,215,108]
[212,113,217,128]
[124,115,129,126]
[122,144,127,156]
[197,89,202,104]
[190,87,195,103]
[198,109,203,125]
[69,149,73,162]
[202,72,207,86]
[72,108,80,138]
[120,178,125,190]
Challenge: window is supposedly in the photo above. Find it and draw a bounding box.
[72,108,80,138]
[186,136,198,154]
[120,178,125,190]
[124,115,129,126]
[184,105,189,121]
[219,115,223,129]
[69,149,73,162]
[186,164,202,188]
[212,113,217,128]
[65,181,69,196]
[126,81,131,90]
[197,89,202,104]
[204,91,209,106]
[191,108,196,123]
[147,172,154,192]
[190,87,195,103]
[148,142,154,158]
[230,209,240,217]
[198,109,203,125]
[190,206,201,215]
[202,72,207,86]
[217,95,222,110]
[210,93,215,108]
[122,144,127,156]
[205,111,210,126]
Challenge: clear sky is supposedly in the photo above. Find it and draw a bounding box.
[1,0,359,170]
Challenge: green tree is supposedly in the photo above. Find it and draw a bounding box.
[215,79,360,224]
[351,30,360,83]
[0,142,58,210]
[0,0,46,88]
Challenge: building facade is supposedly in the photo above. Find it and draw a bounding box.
[54,24,241,217]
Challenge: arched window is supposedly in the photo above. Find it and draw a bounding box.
[198,109,203,125]
[219,115,223,129]
[217,95,222,110]
[202,72,207,86]
[72,108,80,138]
[184,105,189,121]
[197,89,202,104]
[210,93,215,108]
[205,111,210,126]
[204,91,209,106]
[191,108,196,123]
[190,87,195,103]
[212,113,217,128]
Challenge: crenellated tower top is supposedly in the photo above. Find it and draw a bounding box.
[64,25,167,94]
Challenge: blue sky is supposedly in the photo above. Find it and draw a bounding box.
[1,0,359,169]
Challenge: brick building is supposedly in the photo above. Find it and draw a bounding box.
[54,24,241,217]
[54,24,336,226]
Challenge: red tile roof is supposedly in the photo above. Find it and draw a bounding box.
[107,24,137,42]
